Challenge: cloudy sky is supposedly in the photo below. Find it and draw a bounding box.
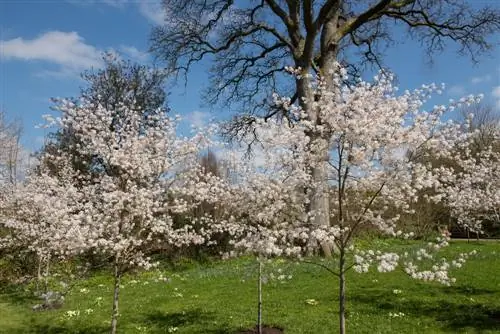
[1,0,499,151]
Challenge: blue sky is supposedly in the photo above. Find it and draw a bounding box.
[1,0,499,152]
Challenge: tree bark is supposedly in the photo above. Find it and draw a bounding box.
[339,249,346,334]
[36,255,42,294]
[44,255,50,294]
[257,259,263,334]
[296,73,332,257]
[110,261,121,334]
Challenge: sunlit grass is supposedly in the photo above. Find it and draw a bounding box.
[1,240,499,333]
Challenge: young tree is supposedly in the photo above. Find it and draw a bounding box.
[46,99,214,334]
[215,121,314,333]
[0,154,85,293]
[151,1,500,253]
[449,104,500,236]
[440,135,500,237]
[407,103,500,238]
[221,66,485,334]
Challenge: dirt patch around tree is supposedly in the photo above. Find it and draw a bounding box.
[236,325,284,334]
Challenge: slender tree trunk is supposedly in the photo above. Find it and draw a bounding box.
[36,255,42,294]
[44,255,50,294]
[110,261,121,334]
[339,249,346,334]
[257,258,263,334]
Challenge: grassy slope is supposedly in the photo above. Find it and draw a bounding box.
[0,240,499,334]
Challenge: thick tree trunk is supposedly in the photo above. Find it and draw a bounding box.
[339,249,346,334]
[296,74,332,257]
[110,262,121,334]
[312,163,332,256]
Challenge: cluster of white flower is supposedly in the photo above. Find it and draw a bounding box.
[353,250,400,273]
[389,312,405,318]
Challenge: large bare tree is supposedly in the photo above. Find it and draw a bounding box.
[150,0,500,256]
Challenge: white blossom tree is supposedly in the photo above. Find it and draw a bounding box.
[0,154,85,293]
[45,99,217,334]
[220,65,486,334]
[441,138,500,235]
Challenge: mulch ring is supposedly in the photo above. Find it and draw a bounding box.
[236,325,284,334]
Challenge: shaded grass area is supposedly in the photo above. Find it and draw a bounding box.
[1,240,499,333]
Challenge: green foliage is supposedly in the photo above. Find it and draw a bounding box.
[0,241,499,333]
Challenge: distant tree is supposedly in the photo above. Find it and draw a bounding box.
[406,103,500,238]
[445,103,500,237]
[459,103,500,154]
[40,52,169,180]
[200,150,221,177]
[0,111,24,186]
[80,52,169,117]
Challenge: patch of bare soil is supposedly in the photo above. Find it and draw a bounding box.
[236,325,284,334]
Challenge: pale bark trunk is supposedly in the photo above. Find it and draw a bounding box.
[36,255,42,294]
[312,163,332,256]
[294,10,343,257]
[339,249,346,334]
[257,259,263,334]
[110,262,121,334]
[296,75,332,257]
[44,255,50,294]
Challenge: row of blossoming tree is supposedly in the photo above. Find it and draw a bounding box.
[1,65,498,334]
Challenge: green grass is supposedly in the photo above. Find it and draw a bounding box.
[1,240,499,333]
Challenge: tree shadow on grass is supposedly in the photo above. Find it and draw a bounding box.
[351,287,500,331]
[442,285,498,296]
[0,282,38,305]
[145,308,234,334]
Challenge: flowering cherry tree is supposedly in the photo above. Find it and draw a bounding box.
[441,137,500,235]
[0,154,85,292]
[46,99,216,334]
[222,65,485,334]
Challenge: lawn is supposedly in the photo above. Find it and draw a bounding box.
[1,239,499,333]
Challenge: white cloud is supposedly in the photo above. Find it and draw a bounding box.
[447,85,466,97]
[66,0,167,25]
[138,0,167,25]
[471,75,491,85]
[0,31,102,76]
[119,45,150,63]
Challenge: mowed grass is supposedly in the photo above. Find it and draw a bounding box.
[1,239,499,334]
